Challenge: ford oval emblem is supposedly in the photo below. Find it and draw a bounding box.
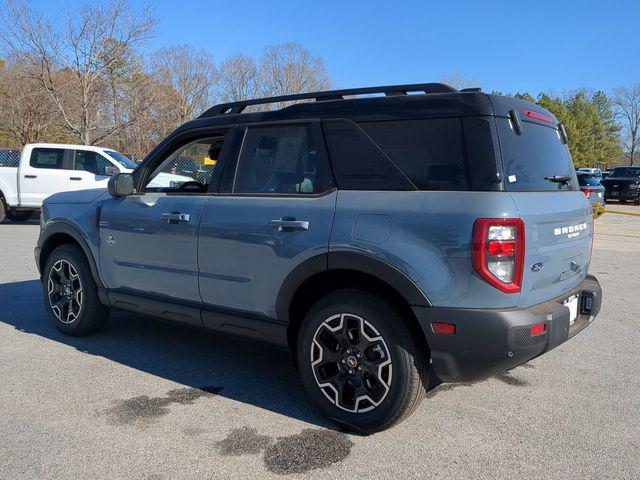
[531,262,544,272]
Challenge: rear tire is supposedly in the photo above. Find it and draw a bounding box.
[297,289,428,434]
[42,244,109,336]
[0,197,6,222]
[6,210,33,222]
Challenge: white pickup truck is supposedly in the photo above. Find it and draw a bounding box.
[0,143,193,222]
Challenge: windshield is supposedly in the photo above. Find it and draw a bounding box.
[105,150,138,170]
[609,167,640,178]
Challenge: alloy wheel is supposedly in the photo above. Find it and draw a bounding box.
[47,259,83,324]
[310,313,392,413]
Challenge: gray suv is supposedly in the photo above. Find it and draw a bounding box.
[35,83,602,433]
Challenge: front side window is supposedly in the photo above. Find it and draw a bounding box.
[30,148,65,169]
[74,150,112,175]
[233,124,332,194]
[145,136,225,193]
[105,150,138,170]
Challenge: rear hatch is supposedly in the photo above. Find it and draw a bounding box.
[577,174,605,201]
[495,112,593,308]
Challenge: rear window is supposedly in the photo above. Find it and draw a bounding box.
[360,118,469,191]
[497,118,577,191]
[577,174,600,186]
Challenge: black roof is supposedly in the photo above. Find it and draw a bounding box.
[178,82,559,132]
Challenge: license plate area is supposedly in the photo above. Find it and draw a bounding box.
[563,294,579,325]
[611,191,619,197]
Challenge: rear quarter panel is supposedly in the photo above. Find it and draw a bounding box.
[330,191,523,309]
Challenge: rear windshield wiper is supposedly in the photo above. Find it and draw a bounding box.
[544,175,572,184]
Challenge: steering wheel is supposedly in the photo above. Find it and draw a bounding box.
[177,181,207,193]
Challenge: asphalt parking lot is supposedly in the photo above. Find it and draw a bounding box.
[1,205,639,480]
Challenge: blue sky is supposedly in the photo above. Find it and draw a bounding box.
[32,0,640,95]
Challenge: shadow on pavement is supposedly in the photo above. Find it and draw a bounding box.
[0,278,333,430]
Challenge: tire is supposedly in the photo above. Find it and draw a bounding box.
[42,244,109,336]
[6,210,33,222]
[620,199,627,204]
[0,197,6,223]
[634,197,640,206]
[297,289,428,434]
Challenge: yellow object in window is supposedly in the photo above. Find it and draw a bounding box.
[203,156,217,166]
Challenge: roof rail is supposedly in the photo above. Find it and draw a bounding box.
[198,82,457,118]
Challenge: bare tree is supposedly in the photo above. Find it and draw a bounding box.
[440,71,478,90]
[150,45,217,124]
[613,85,640,165]
[0,0,157,145]
[0,60,58,145]
[259,43,331,107]
[217,53,259,103]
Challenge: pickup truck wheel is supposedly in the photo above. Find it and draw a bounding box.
[43,244,109,336]
[6,210,33,222]
[297,289,428,434]
[0,197,6,222]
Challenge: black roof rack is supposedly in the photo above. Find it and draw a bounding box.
[199,82,457,118]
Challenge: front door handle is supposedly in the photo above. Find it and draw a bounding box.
[24,174,37,179]
[161,212,190,224]
[69,177,82,181]
[270,218,310,231]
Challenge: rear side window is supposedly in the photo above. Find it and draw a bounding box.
[30,148,65,169]
[497,118,578,191]
[322,119,414,191]
[360,118,469,191]
[233,124,333,194]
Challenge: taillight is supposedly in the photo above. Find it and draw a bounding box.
[583,189,593,197]
[472,218,525,294]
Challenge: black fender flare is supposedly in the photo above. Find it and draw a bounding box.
[275,251,431,324]
[37,221,104,289]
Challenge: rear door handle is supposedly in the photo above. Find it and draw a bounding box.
[69,177,82,181]
[161,212,190,224]
[270,219,310,231]
[24,175,37,179]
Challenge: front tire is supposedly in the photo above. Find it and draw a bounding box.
[42,244,109,336]
[297,289,428,434]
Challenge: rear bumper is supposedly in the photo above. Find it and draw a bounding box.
[413,274,602,383]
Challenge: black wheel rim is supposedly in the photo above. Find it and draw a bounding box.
[310,313,393,413]
[47,259,83,324]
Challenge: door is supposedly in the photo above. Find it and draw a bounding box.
[67,150,113,191]
[198,122,336,320]
[19,146,72,207]
[99,133,230,305]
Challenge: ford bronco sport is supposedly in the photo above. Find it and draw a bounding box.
[35,83,602,433]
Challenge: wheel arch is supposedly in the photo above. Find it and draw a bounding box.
[38,223,104,289]
[279,252,432,355]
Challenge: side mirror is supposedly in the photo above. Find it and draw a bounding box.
[107,173,135,198]
[105,165,120,176]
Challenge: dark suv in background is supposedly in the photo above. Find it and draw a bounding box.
[35,83,602,433]
[601,166,640,204]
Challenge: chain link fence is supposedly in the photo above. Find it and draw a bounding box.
[0,149,21,168]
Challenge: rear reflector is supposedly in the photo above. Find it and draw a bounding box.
[530,323,546,336]
[523,109,554,124]
[431,322,456,335]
